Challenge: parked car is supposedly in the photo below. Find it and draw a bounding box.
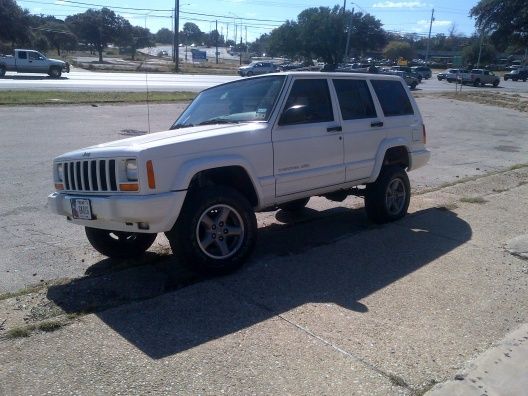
[382,70,419,89]
[390,66,422,82]
[458,69,500,87]
[238,61,277,76]
[504,68,528,82]
[48,72,429,275]
[437,68,469,82]
[411,66,432,79]
[0,49,69,78]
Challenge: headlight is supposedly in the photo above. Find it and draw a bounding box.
[57,163,64,181]
[126,159,138,181]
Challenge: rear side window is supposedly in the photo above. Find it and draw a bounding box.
[371,80,414,117]
[332,79,376,120]
[18,51,27,59]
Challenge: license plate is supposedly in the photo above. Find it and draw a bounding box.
[71,198,92,220]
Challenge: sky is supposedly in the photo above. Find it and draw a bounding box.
[18,0,481,43]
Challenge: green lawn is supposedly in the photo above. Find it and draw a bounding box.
[0,91,197,106]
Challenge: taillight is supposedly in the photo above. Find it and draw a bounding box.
[422,124,427,144]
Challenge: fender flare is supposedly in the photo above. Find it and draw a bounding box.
[368,138,410,183]
[171,155,264,205]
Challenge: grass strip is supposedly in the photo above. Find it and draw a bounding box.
[0,91,197,106]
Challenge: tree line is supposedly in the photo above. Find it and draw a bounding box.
[1,0,526,65]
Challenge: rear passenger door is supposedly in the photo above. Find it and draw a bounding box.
[273,77,344,197]
[331,78,384,181]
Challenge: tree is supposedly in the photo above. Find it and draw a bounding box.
[119,23,154,60]
[0,0,32,47]
[66,8,129,62]
[182,22,203,45]
[461,38,497,66]
[345,12,387,58]
[268,21,299,59]
[155,28,173,44]
[383,41,414,61]
[470,0,528,52]
[39,19,77,55]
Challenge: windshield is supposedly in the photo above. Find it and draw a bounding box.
[171,75,286,129]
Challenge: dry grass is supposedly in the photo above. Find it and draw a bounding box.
[434,91,528,113]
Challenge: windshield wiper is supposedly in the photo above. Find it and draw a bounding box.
[197,118,239,126]
[170,124,194,130]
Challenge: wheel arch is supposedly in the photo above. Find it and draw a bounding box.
[369,140,410,183]
[173,157,263,208]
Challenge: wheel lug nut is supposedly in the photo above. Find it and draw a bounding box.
[219,222,224,227]
[212,233,216,239]
[224,229,228,234]
[219,236,223,241]
[212,225,216,230]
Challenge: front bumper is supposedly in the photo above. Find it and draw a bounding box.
[48,190,187,233]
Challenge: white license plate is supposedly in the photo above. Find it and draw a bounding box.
[71,198,92,220]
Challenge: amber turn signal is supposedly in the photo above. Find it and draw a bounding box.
[119,183,139,191]
[146,160,156,189]
[54,183,64,190]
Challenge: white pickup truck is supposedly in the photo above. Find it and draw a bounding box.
[0,49,69,78]
[49,72,430,275]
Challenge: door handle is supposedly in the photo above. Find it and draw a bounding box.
[327,126,342,132]
[371,121,384,127]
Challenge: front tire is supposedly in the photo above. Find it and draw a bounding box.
[364,166,410,224]
[166,186,257,276]
[0,66,6,77]
[85,228,157,259]
[49,67,61,78]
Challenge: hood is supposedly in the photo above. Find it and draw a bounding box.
[55,122,269,160]
[48,58,65,65]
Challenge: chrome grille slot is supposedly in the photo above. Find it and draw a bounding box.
[60,159,119,192]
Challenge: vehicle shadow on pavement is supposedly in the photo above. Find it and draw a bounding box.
[0,75,68,80]
[47,207,471,359]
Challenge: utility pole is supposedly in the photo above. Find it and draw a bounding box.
[245,26,248,54]
[344,7,354,62]
[215,20,219,64]
[476,30,485,68]
[425,8,434,65]
[173,0,179,71]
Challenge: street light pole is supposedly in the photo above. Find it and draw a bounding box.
[425,8,434,65]
[173,0,179,71]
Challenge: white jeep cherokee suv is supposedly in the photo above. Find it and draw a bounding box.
[49,72,430,275]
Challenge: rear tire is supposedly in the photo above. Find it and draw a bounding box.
[493,80,499,87]
[0,66,6,77]
[473,79,480,87]
[410,82,417,90]
[85,228,157,259]
[246,71,254,77]
[166,186,257,276]
[278,197,310,212]
[364,166,410,224]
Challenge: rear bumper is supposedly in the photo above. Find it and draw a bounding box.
[48,190,187,233]
[409,149,431,171]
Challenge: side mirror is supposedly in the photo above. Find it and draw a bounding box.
[279,105,310,125]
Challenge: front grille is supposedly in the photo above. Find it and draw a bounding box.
[61,159,118,192]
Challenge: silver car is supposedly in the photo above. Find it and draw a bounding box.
[238,61,277,77]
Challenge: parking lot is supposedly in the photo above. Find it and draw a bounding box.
[0,83,527,395]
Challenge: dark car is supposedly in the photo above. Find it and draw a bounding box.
[391,66,422,82]
[411,66,432,79]
[504,68,528,82]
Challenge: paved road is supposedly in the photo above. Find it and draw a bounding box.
[1,97,527,293]
[2,68,528,93]
[0,68,238,92]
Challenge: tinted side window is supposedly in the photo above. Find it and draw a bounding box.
[18,51,27,59]
[332,79,376,120]
[371,80,414,117]
[280,79,334,125]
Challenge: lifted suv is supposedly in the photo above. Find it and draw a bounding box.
[49,72,430,275]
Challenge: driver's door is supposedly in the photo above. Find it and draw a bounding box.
[272,77,344,197]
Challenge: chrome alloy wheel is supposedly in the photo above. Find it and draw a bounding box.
[196,204,245,259]
[385,178,406,216]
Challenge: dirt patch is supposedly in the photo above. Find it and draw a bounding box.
[416,91,528,113]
